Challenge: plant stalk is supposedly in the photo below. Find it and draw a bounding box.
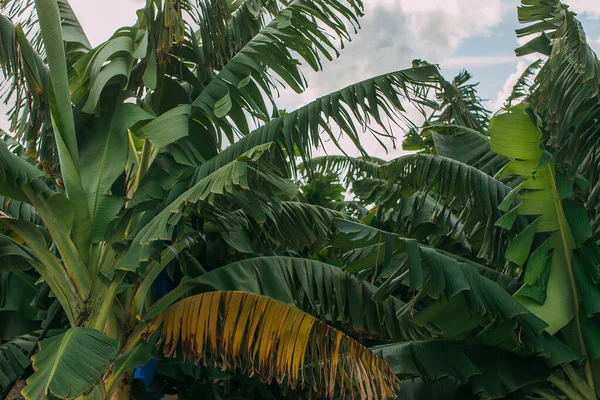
[22,185,91,300]
[548,164,595,392]
[89,280,121,332]
[129,247,177,326]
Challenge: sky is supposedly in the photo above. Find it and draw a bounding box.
[3,0,600,158]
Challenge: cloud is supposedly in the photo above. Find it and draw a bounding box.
[442,55,518,68]
[589,37,600,54]
[274,0,512,159]
[567,0,600,19]
[0,0,146,131]
[69,0,145,47]
[276,0,512,113]
[0,0,513,157]
[490,60,528,111]
[400,0,509,62]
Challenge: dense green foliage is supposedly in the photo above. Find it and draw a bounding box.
[1,0,600,399]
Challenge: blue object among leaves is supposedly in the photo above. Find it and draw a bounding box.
[133,359,158,386]
[134,270,173,389]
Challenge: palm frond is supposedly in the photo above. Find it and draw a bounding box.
[222,201,350,253]
[196,65,439,180]
[333,220,546,348]
[373,340,570,400]
[504,59,543,107]
[380,153,524,264]
[121,143,297,271]
[194,256,436,341]
[299,155,385,182]
[515,0,600,237]
[149,291,400,399]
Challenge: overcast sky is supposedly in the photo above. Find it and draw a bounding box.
[3,0,600,158]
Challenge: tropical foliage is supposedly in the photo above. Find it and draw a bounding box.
[1,0,600,399]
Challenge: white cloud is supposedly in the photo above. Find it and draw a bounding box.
[69,0,145,47]
[0,0,146,131]
[589,37,600,54]
[0,0,513,155]
[491,60,528,111]
[442,55,517,68]
[273,0,513,159]
[277,0,512,110]
[399,0,508,62]
[567,0,600,19]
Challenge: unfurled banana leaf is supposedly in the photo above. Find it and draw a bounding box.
[490,104,600,389]
[373,340,549,400]
[516,0,600,241]
[22,327,118,400]
[222,201,350,253]
[79,102,155,242]
[121,143,297,271]
[0,272,42,341]
[193,256,435,341]
[0,329,63,394]
[0,234,38,271]
[132,66,439,221]
[332,220,547,350]
[379,153,527,264]
[0,196,40,226]
[410,63,490,134]
[0,16,53,167]
[196,0,281,71]
[351,182,472,255]
[191,0,366,138]
[35,0,93,260]
[0,140,46,203]
[395,378,476,400]
[504,59,543,107]
[195,66,439,181]
[299,155,386,182]
[426,124,508,176]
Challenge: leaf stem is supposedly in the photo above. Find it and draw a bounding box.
[134,139,153,192]
[22,185,91,300]
[548,373,586,400]
[89,280,121,332]
[125,139,154,237]
[547,164,595,392]
[129,247,177,327]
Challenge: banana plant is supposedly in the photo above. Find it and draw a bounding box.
[296,1,600,397]
[306,108,600,398]
[0,0,446,398]
[5,0,600,399]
